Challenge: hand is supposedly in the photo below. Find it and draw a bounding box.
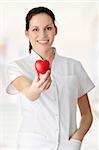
[31,69,52,95]
[70,129,84,142]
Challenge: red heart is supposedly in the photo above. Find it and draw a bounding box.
[35,60,50,74]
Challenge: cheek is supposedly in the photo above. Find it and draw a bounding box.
[30,34,36,39]
[49,31,55,37]
[49,33,55,41]
[29,31,38,38]
[29,35,38,43]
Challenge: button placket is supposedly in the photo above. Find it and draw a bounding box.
[53,79,61,150]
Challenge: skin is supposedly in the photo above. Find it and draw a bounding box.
[71,94,93,141]
[25,13,57,59]
[11,13,93,142]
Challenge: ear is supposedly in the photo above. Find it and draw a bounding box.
[25,30,29,38]
[55,26,57,35]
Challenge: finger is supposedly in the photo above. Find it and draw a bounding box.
[38,70,51,86]
[44,80,52,90]
[39,77,51,92]
[34,68,40,82]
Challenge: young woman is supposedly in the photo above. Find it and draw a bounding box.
[6,6,95,150]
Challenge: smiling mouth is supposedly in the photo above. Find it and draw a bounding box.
[37,40,49,44]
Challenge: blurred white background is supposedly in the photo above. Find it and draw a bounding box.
[0,1,99,150]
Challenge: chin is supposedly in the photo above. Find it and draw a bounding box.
[40,46,51,51]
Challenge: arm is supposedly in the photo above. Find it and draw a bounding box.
[11,70,52,101]
[71,94,93,141]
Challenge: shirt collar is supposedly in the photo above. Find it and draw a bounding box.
[29,47,59,76]
[30,47,57,62]
[30,49,43,60]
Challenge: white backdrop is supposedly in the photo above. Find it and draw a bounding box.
[0,1,98,150]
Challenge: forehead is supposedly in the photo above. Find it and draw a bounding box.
[29,13,53,27]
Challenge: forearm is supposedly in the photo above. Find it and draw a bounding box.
[71,114,93,141]
[12,76,41,101]
[22,85,40,101]
[12,71,51,101]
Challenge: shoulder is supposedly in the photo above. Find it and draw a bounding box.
[55,54,83,75]
[57,54,81,67]
[15,54,31,65]
[8,54,31,68]
[6,54,32,74]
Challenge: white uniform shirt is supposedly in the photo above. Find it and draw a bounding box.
[6,49,95,150]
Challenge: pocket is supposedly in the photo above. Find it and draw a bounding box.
[60,138,82,150]
[68,138,82,150]
[59,75,77,91]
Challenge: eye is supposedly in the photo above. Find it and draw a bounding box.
[46,27,52,31]
[32,28,38,31]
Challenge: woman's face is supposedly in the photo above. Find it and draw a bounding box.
[25,13,57,53]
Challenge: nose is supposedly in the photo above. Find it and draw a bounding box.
[39,29,47,39]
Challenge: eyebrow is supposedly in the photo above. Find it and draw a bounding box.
[31,24,53,28]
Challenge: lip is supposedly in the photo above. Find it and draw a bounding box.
[37,40,49,44]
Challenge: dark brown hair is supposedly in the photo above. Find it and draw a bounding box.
[25,6,56,53]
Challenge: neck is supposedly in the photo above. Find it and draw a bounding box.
[32,47,55,66]
[42,48,54,59]
[33,47,55,59]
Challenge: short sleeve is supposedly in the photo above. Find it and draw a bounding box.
[6,62,23,95]
[76,61,95,98]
